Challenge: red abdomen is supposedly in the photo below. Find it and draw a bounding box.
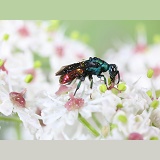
[59,69,83,84]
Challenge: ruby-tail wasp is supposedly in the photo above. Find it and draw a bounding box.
[56,57,120,96]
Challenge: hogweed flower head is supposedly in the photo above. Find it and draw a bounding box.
[1,20,160,140]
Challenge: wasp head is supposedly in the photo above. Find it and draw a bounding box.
[109,64,120,84]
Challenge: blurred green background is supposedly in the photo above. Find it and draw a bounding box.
[62,20,160,54]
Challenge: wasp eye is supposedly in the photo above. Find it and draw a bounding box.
[109,64,118,75]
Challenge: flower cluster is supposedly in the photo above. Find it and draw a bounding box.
[0,20,160,140]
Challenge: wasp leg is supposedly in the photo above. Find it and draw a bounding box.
[97,75,107,86]
[89,75,93,89]
[88,75,93,99]
[73,77,85,96]
[90,78,93,89]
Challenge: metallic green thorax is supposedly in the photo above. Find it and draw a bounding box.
[85,57,109,75]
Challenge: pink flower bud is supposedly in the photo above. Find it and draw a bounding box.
[128,132,143,140]
[65,94,84,111]
[9,89,26,108]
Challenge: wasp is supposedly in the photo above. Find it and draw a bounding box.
[56,57,120,96]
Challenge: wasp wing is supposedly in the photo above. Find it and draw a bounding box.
[55,65,67,76]
[55,62,81,76]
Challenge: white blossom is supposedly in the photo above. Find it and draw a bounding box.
[1,20,160,140]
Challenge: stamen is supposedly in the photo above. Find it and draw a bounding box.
[118,115,128,123]
[34,60,42,68]
[117,83,126,91]
[150,100,159,109]
[3,34,10,41]
[150,136,159,140]
[99,84,107,93]
[147,69,154,78]
[24,74,33,83]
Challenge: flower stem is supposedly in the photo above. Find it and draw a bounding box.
[0,115,22,123]
[15,123,22,140]
[78,113,100,137]
[92,113,102,129]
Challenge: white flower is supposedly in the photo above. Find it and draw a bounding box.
[150,107,160,128]
[109,109,159,140]
[104,41,160,89]
[1,20,160,140]
[88,89,121,122]
[39,77,122,139]
[119,86,151,115]
[0,72,42,138]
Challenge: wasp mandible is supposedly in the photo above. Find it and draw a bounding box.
[56,57,120,96]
